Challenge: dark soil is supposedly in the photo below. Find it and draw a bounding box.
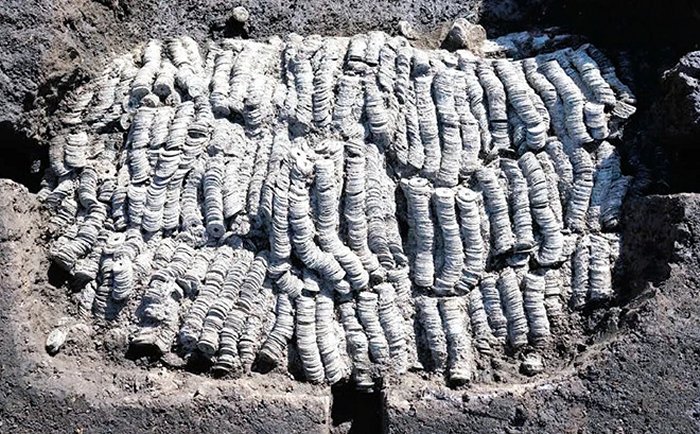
[2,0,700,432]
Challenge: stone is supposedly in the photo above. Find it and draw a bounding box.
[232,6,250,23]
[442,18,486,52]
[398,20,417,39]
[46,327,68,355]
[520,352,544,376]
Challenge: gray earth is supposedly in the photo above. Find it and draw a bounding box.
[2,0,700,432]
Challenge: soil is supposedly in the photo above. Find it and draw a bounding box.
[2,0,700,433]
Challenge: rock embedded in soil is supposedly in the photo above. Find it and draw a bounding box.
[45,327,68,355]
[442,18,487,52]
